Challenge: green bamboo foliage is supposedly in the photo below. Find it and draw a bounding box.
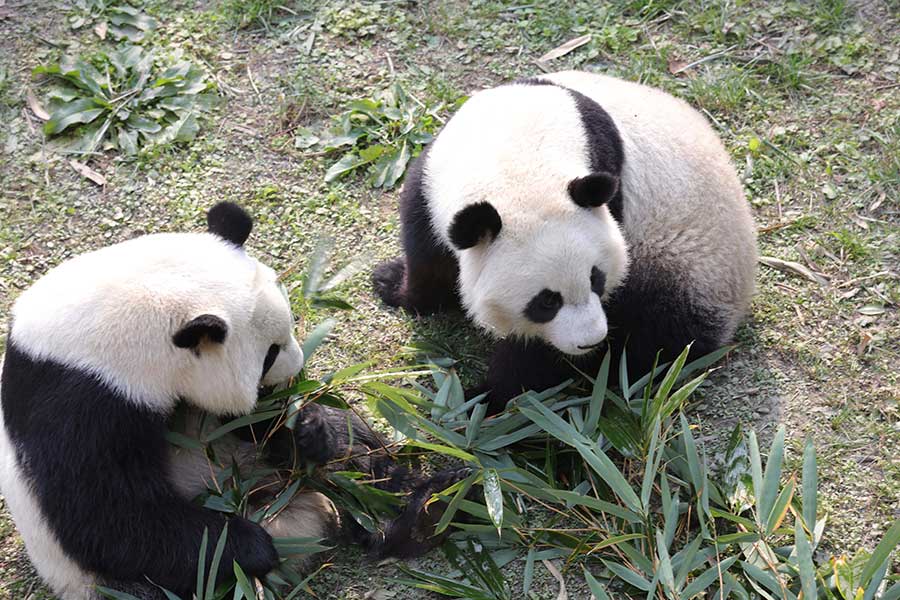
[381,346,899,599]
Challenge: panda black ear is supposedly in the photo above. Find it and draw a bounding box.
[568,172,619,208]
[173,314,229,350]
[448,202,502,250]
[207,202,253,247]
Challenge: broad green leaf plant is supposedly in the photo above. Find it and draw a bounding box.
[33,46,216,156]
[68,1,157,42]
[302,82,454,190]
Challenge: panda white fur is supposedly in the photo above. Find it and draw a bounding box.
[1,203,460,600]
[374,71,757,413]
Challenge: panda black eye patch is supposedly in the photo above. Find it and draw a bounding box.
[524,289,563,323]
[590,267,606,298]
[262,344,280,376]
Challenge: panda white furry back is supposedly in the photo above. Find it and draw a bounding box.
[374,71,757,413]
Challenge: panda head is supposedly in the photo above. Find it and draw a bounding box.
[8,202,304,416]
[172,201,306,413]
[448,173,629,356]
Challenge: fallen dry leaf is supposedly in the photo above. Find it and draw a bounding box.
[69,159,107,186]
[759,256,829,287]
[668,58,690,75]
[94,20,107,40]
[856,330,872,357]
[857,304,886,316]
[542,560,568,600]
[26,89,50,121]
[537,34,591,63]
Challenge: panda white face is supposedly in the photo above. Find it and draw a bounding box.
[174,253,306,415]
[459,210,629,356]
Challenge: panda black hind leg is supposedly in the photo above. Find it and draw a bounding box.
[373,148,461,315]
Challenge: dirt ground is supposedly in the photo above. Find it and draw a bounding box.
[0,1,897,598]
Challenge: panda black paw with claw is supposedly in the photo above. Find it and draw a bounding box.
[227,516,280,578]
[372,258,406,308]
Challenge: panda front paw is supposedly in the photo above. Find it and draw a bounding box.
[228,517,279,578]
[372,258,406,307]
[292,403,338,465]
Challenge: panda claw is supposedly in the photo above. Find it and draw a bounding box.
[227,517,279,578]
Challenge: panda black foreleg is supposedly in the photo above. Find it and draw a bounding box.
[480,337,586,415]
[373,146,461,314]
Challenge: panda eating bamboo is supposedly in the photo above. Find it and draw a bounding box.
[0,202,459,600]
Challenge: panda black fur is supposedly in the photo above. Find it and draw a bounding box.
[0,203,460,600]
[374,71,757,413]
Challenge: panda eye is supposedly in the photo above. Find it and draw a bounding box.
[525,289,563,323]
[262,344,280,377]
[590,267,606,298]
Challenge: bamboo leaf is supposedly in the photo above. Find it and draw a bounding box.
[205,523,229,600]
[588,533,645,553]
[583,567,611,600]
[653,343,691,407]
[656,529,676,594]
[523,548,536,596]
[584,351,610,437]
[759,427,786,527]
[520,398,642,514]
[604,560,652,591]
[618,347,630,398]
[196,528,209,600]
[465,402,488,447]
[748,431,764,521]
[301,318,336,361]
[405,439,477,463]
[881,582,900,600]
[483,468,504,532]
[681,556,738,598]
[741,560,793,600]
[765,477,795,534]
[233,562,256,600]
[859,519,900,589]
[802,436,817,532]
[96,589,143,600]
[795,519,817,600]
[203,410,283,443]
[673,534,703,590]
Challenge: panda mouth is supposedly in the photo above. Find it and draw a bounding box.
[577,341,605,351]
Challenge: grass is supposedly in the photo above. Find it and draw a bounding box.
[0,0,898,598]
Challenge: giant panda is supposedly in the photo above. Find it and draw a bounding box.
[0,202,460,600]
[373,71,757,413]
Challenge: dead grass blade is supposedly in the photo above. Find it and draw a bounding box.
[759,256,828,287]
[537,34,591,63]
[69,159,107,186]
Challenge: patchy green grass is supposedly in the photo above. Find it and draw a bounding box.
[0,0,898,598]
